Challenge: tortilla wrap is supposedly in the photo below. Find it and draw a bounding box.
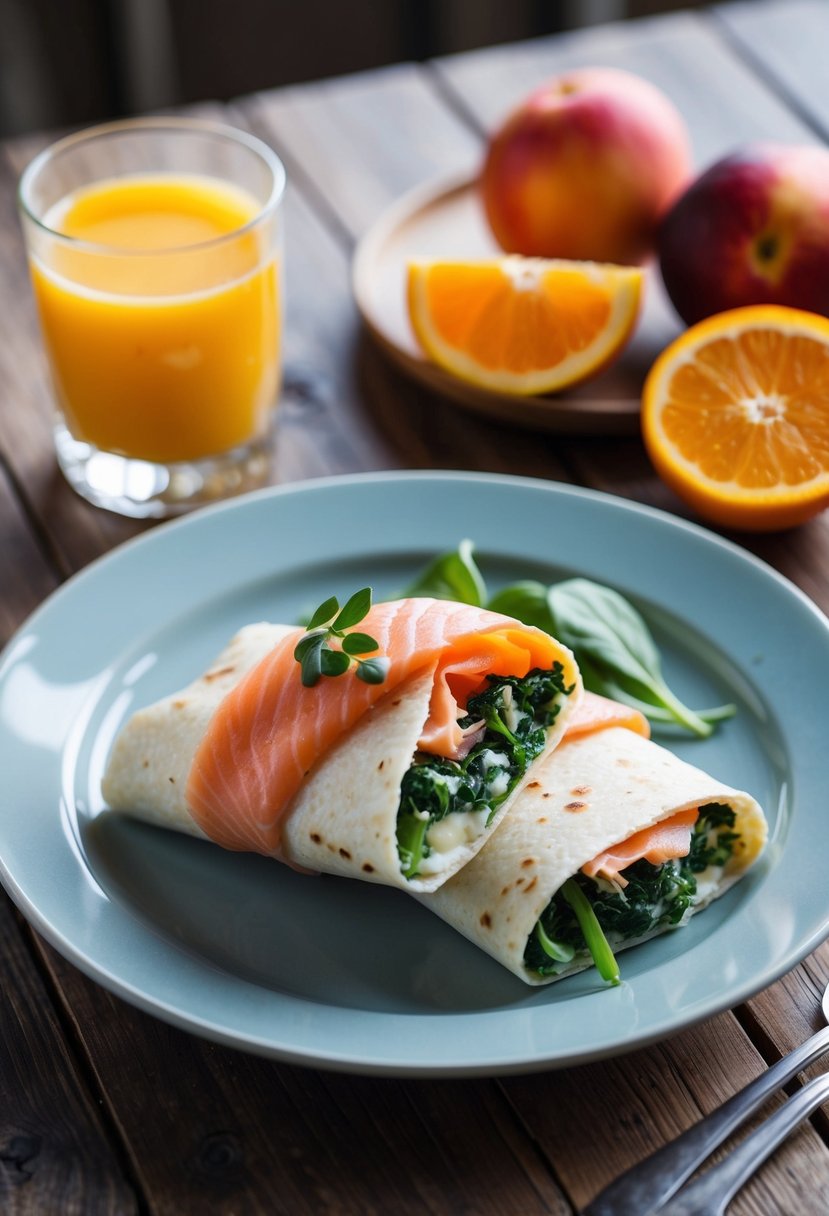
[102,621,581,893]
[418,725,767,982]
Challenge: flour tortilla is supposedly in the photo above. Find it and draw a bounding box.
[102,622,581,893]
[418,726,767,982]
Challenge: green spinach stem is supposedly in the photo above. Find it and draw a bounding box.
[561,878,621,986]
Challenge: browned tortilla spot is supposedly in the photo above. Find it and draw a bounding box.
[564,800,588,813]
[310,832,322,844]
[524,876,538,893]
[204,666,236,682]
[392,699,402,706]
[516,876,525,886]
[480,912,492,928]
[616,758,632,768]
[571,785,592,797]
[327,843,336,852]
[378,760,385,771]
[500,884,511,897]
[526,780,541,789]
[339,848,351,860]
[168,776,175,784]
[362,862,374,873]
[536,816,548,824]
[172,700,186,710]
[521,857,535,868]
[542,792,551,799]
[142,759,149,768]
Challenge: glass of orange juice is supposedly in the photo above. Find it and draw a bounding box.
[18,118,285,517]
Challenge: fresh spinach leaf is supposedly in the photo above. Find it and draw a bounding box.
[403,538,486,605]
[486,580,556,632]
[547,578,719,737]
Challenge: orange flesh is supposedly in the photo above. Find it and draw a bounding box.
[185,599,571,856]
[660,328,829,489]
[422,263,613,372]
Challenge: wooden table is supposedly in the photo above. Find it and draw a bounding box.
[3,1,829,1211]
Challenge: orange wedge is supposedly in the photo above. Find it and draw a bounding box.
[642,305,829,531]
[407,257,643,395]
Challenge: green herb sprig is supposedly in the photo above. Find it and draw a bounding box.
[294,588,389,688]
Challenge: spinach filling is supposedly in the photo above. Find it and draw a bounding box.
[396,665,573,880]
[524,802,740,979]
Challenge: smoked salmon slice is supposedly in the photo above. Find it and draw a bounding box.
[185,598,576,856]
[564,689,650,740]
[561,691,696,887]
[581,807,700,887]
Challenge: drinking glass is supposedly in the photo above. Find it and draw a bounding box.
[18,118,286,517]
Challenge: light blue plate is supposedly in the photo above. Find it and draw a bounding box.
[1,471,827,1076]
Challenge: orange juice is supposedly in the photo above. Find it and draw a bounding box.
[29,174,280,464]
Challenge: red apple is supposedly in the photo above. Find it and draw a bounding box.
[481,67,692,265]
[658,144,829,324]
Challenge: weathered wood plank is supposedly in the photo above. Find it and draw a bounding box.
[241,62,480,241]
[714,0,829,140]
[0,902,138,1214]
[737,939,829,1139]
[0,459,58,644]
[432,7,813,159]
[0,423,143,1215]
[267,180,400,481]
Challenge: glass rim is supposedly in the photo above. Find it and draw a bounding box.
[17,116,287,257]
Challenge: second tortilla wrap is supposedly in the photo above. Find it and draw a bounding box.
[418,723,767,982]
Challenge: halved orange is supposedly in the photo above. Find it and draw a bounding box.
[642,305,829,531]
[407,256,643,395]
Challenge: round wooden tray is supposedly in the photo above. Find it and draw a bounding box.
[352,173,682,436]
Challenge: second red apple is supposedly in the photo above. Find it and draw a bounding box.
[658,144,829,324]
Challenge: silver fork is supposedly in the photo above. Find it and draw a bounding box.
[584,977,829,1216]
[655,1071,829,1215]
